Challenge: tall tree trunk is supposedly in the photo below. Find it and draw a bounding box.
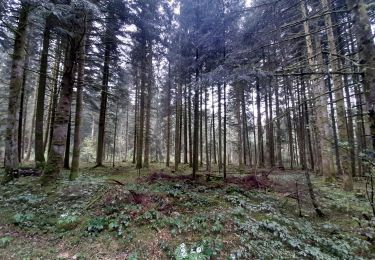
[166,63,171,167]
[136,38,147,169]
[236,84,243,167]
[70,34,86,179]
[275,78,283,169]
[124,105,129,161]
[63,109,72,169]
[44,91,53,153]
[188,84,193,166]
[35,21,52,169]
[268,83,275,167]
[175,82,182,171]
[311,35,335,179]
[223,82,227,179]
[96,37,111,167]
[211,85,217,164]
[256,77,264,167]
[218,84,222,172]
[132,71,139,164]
[297,79,307,170]
[327,71,343,177]
[184,85,188,164]
[200,84,203,167]
[285,79,294,169]
[192,49,199,178]
[321,0,351,185]
[18,52,29,163]
[346,0,375,149]
[144,43,153,168]
[301,0,321,174]
[41,32,83,185]
[21,84,29,159]
[3,3,30,183]
[26,89,37,162]
[205,84,210,171]
[241,85,248,166]
[112,102,119,167]
[48,40,63,154]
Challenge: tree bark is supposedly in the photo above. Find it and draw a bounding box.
[48,40,63,154]
[3,3,30,183]
[63,109,72,169]
[143,42,153,168]
[346,0,375,149]
[96,35,111,167]
[321,0,351,184]
[41,32,83,185]
[70,33,86,179]
[35,21,52,169]
[175,82,182,171]
[166,63,171,167]
[256,77,264,167]
[18,51,29,163]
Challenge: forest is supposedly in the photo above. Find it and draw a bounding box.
[0,0,375,258]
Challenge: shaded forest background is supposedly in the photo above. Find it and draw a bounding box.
[0,0,374,191]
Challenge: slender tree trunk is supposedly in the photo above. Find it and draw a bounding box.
[321,0,350,184]
[18,52,29,163]
[144,43,153,168]
[211,85,217,164]
[132,71,139,164]
[236,84,243,167]
[314,36,335,179]
[200,84,203,167]
[252,90,258,166]
[175,82,182,171]
[205,83,210,172]
[70,34,86,179]
[96,37,111,167]
[112,103,119,167]
[35,21,52,169]
[44,92,53,153]
[256,77,264,167]
[241,85,248,166]
[26,89,37,162]
[268,83,275,167]
[136,37,147,169]
[184,85,188,164]
[63,109,72,169]
[21,85,29,159]
[285,79,294,169]
[188,84,193,166]
[218,84,222,172]
[275,78,283,169]
[223,82,227,179]
[166,63,171,167]
[124,105,129,161]
[192,49,199,178]
[48,40,63,154]
[3,3,30,183]
[297,79,307,170]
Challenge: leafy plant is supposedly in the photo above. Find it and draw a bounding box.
[57,213,80,231]
[0,236,12,248]
[13,213,34,227]
[174,239,223,260]
[87,217,107,233]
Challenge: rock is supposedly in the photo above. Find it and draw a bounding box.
[171,211,180,218]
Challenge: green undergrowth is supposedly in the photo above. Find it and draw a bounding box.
[0,163,374,259]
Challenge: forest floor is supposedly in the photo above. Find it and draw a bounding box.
[0,163,374,259]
